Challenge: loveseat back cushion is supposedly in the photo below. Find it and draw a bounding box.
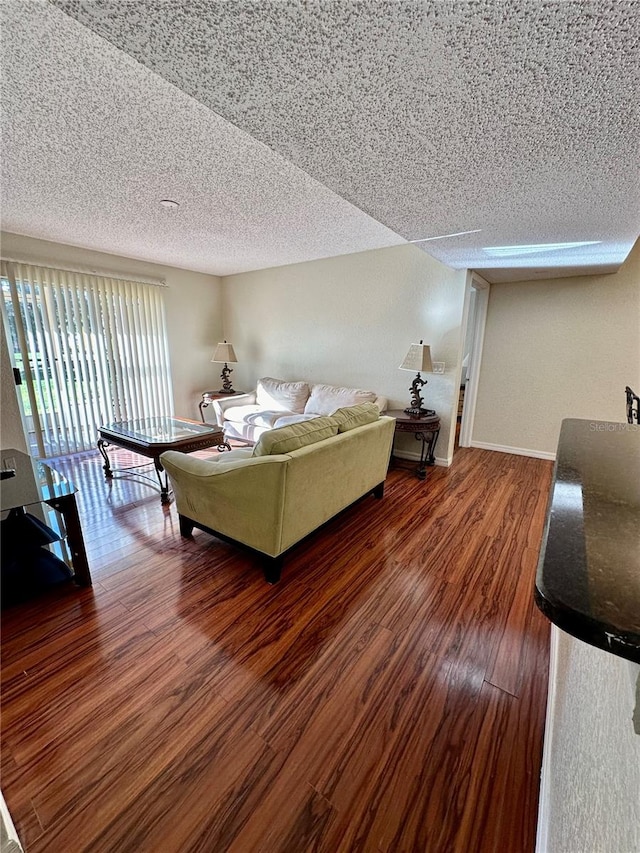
[252,416,338,457]
[304,383,377,416]
[256,377,309,414]
[331,402,380,433]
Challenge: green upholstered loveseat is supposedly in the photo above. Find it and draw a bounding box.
[160,409,395,583]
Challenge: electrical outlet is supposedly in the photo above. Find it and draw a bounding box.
[432,362,445,374]
[3,456,16,471]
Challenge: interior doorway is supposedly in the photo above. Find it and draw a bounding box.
[455,272,490,450]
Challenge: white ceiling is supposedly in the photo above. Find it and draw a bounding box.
[2,0,639,280]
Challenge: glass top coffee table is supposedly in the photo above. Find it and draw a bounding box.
[97,416,228,504]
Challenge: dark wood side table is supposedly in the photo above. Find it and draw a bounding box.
[199,391,246,422]
[387,410,441,480]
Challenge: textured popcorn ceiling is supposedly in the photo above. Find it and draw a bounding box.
[0,1,403,276]
[3,0,640,278]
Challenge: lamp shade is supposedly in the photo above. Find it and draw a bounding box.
[211,341,237,364]
[399,342,433,373]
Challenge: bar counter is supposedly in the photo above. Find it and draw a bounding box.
[535,418,640,664]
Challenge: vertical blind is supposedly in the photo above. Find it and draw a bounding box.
[1,260,174,457]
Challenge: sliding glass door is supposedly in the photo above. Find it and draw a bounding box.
[1,261,174,458]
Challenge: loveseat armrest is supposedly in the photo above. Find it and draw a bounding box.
[160,450,288,557]
[212,391,257,425]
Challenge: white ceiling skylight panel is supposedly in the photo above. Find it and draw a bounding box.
[482,241,602,258]
[478,240,632,270]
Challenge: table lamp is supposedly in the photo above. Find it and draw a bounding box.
[399,340,436,416]
[211,341,237,394]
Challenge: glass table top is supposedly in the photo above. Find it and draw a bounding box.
[0,449,77,512]
[100,416,220,444]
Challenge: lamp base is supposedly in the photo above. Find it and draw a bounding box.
[403,406,436,418]
[218,363,235,394]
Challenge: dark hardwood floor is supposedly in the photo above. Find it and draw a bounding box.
[1,446,554,852]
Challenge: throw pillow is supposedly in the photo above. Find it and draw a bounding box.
[331,402,380,433]
[256,377,310,413]
[252,417,338,457]
[304,383,377,416]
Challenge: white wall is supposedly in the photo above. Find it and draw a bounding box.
[0,232,222,424]
[473,239,640,456]
[538,627,640,853]
[222,243,467,462]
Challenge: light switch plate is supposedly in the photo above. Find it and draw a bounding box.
[432,362,445,374]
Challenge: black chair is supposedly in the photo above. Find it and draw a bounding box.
[625,386,639,424]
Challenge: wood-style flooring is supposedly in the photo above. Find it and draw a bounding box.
[1,446,554,852]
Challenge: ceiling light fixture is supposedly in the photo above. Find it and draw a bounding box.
[409,229,482,243]
[159,199,179,209]
[482,241,601,258]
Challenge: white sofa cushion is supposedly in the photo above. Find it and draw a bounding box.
[304,383,377,416]
[256,377,309,413]
[273,413,320,429]
[223,405,292,429]
[223,420,269,443]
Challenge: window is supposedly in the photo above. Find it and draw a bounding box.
[1,261,174,457]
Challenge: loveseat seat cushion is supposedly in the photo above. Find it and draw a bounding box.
[331,401,380,433]
[304,383,377,416]
[252,416,338,457]
[256,377,309,413]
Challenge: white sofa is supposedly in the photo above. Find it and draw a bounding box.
[212,377,387,444]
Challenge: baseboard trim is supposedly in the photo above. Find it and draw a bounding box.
[393,450,451,467]
[469,441,556,461]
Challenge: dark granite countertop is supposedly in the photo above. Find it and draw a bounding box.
[535,418,640,664]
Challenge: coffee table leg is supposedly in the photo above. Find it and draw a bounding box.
[97,438,113,478]
[154,458,171,504]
